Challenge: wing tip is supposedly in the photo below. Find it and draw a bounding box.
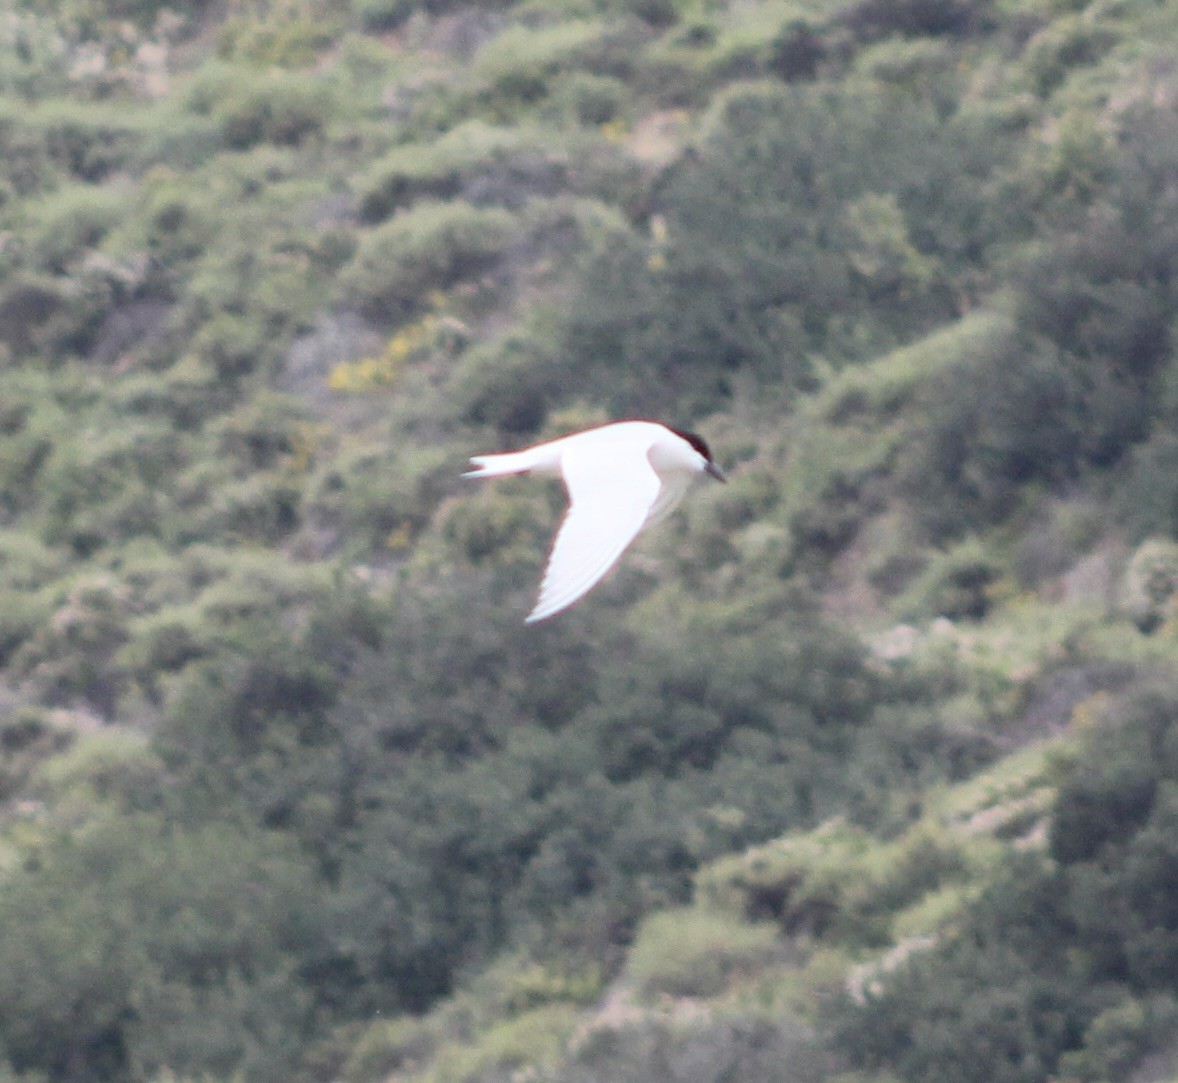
[524,568,607,624]
[524,592,569,624]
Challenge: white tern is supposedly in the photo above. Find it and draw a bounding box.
[464,420,726,623]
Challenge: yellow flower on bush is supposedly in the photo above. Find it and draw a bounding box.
[327,314,444,392]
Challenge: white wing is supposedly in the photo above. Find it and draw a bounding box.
[526,444,662,623]
[643,471,692,527]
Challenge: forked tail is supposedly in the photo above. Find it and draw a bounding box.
[462,450,538,479]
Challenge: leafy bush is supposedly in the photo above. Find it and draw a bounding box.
[562,77,1001,417]
[12,574,135,714]
[627,907,778,998]
[421,1005,580,1083]
[1117,538,1178,632]
[20,101,142,182]
[336,201,517,321]
[21,183,125,274]
[1021,13,1118,98]
[185,66,337,149]
[841,0,995,43]
[341,1015,438,1083]
[356,122,563,222]
[0,587,53,668]
[551,1014,834,1083]
[0,704,72,800]
[836,684,1178,1083]
[0,271,72,356]
[698,819,966,949]
[902,332,1088,535]
[217,5,339,67]
[831,853,1094,1083]
[305,436,451,554]
[501,961,604,1013]
[474,20,622,109]
[0,812,321,1083]
[547,71,628,125]
[904,99,1178,537]
[36,418,180,555]
[28,727,165,812]
[355,0,512,32]
[1056,994,1178,1082]
[1118,423,1178,540]
[896,537,1003,622]
[31,0,216,31]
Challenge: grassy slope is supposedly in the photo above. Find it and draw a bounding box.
[3,0,1178,1080]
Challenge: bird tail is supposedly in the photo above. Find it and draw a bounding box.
[462,450,539,479]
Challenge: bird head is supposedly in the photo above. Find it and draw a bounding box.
[669,426,727,483]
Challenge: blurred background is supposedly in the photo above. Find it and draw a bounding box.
[2,0,1178,1080]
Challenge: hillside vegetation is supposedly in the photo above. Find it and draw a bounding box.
[3,0,1178,1080]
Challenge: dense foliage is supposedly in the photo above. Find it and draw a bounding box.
[3,0,1178,1080]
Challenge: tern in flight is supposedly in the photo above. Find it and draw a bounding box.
[464,420,726,622]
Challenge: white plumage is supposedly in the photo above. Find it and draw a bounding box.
[464,420,726,622]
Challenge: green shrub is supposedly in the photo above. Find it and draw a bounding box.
[22,183,125,274]
[11,574,134,713]
[895,537,1003,622]
[698,818,968,949]
[357,149,462,225]
[187,65,336,149]
[475,20,614,107]
[304,438,451,554]
[502,961,604,1013]
[627,907,778,998]
[220,75,335,148]
[30,728,165,811]
[450,318,567,436]
[341,1016,438,1083]
[116,615,208,691]
[1021,13,1118,98]
[841,0,994,42]
[902,333,1086,535]
[0,812,320,1083]
[1057,994,1178,1082]
[832,853,1095,1083]
[839,685,1178,1083]
[127,173,219,278]
[1119,427,1178,540]
[23,101,141,182]
[414,1008,579,1083]
[1118,538,1178,632]
[0,526,62,591]
[547,71,628,125]
[555,1013,834,1083]
[420,1005,579,1083]
[356,122,563,222]
[37,419,179,553]
[0,12,72,102]
[0,271,70,355]
[355,0,513,31]
[203,472,302,544]
[768,18,827,81]
[336,201,517,321]
[353,0,416,31]
[0,587,50,670]
[188,312,271,380]
[561,77,991,417]
[217,5,339,67]
[34,0,215,30]
[0,705,73,801]
[112,354,232,430]
[439,483,551,566]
